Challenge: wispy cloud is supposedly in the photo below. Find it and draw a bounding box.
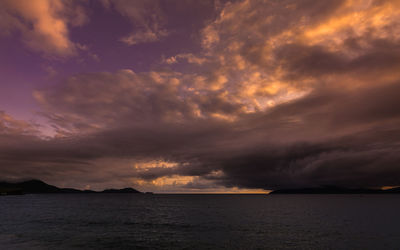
[164,53,208,65]
[103,0,169,45]
[121,29,168,45]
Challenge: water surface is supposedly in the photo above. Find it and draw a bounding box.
[1,194,400,249]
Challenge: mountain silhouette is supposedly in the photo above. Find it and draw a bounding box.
[0,179,141,195]
[270,186,400,194]
[102,188,141,193]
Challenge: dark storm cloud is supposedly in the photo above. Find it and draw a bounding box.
[274,40,400,81]
[3,78,400,189]
[2,0,400,191]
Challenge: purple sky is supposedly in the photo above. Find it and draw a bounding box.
[1,0,400,192]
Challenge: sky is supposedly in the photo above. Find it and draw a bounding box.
[1,0,400,193]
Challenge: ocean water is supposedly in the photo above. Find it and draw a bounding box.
[1,194,400,249]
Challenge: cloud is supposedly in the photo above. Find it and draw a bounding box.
[1,79,400,191]
[198,0,400,95]
[9,75,399,191]
[32,69,248,136]
[164,53,208,65]
[2,0,400,191]
[0,0,88,58]
[121,29,168,45]
[103,0,168,45]
[0,111,39,135]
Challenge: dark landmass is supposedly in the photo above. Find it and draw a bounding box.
[3,180,400,196]
[102,188,141,193]
[270,186,400,194]
[0,180,141,195]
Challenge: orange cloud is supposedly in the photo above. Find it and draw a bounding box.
[164,53,207,65]
[196,0,400,115]
[303,0,400,52]
[131,173,270,194]
[0,0,87,57]
[0,111,39,135]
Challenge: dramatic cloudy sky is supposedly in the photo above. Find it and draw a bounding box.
[1,0,400,192]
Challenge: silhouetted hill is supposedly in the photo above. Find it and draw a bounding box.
[0,180,141,195]
[0,179,61,194]
[383,187,400,193]
[102,188,141,193]
[270,186,400,194]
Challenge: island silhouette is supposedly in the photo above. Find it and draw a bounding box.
[0,179,141,195]
[2,180,400,195]
[270,186,400,194]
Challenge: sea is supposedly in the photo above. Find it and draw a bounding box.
[1,194,400,249]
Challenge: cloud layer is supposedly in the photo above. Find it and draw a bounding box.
[1,0,400,192]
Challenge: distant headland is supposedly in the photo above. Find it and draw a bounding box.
[0,179,141,195]
[2,180,400,195]
[270,186,400,194]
